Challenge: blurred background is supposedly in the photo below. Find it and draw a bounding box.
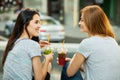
[0,0,120,79]
[0,0,120,43]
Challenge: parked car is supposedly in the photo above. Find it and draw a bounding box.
[39,15,65,42]
[4,19,16,37]
[4,14,65,42]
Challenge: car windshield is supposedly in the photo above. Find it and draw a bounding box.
[41,19,56,25]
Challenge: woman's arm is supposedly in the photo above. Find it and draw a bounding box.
[42,58,51,79]
[66,52,85,77]
[42,53,53,79]
[32,53,53,80]
[32,56,43,80]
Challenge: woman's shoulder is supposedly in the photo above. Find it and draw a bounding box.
[16,38,39,46]
[81,37,94,43]
[83,36,105,41]
[80,36,99,45]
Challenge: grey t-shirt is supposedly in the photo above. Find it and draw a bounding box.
[3,38,41,80]
[77,36,120,80]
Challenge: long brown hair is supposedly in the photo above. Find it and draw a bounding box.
[81,5,115,38]
[2,8,39,66]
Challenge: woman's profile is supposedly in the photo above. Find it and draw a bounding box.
[2,8,53,80]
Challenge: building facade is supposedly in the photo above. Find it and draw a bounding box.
[44,0,120,26]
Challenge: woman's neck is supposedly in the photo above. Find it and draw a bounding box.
[20,31,30,39]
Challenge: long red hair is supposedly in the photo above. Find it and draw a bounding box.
[81,5,115,38]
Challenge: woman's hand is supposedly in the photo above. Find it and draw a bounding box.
[39,40,50,48]
[65,57,71,62]
[43,53,54,62]
[56,57,71,66]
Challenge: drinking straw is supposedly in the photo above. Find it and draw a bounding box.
[47,34,50,43]
[62,40,65,51]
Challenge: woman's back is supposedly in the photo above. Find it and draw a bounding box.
[78,36,120,80]
[3,39,41,80]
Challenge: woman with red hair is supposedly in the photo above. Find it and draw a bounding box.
[60,5,120,80]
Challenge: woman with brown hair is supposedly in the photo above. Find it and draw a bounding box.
[2,8,53,80]
[60,5,120,80]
